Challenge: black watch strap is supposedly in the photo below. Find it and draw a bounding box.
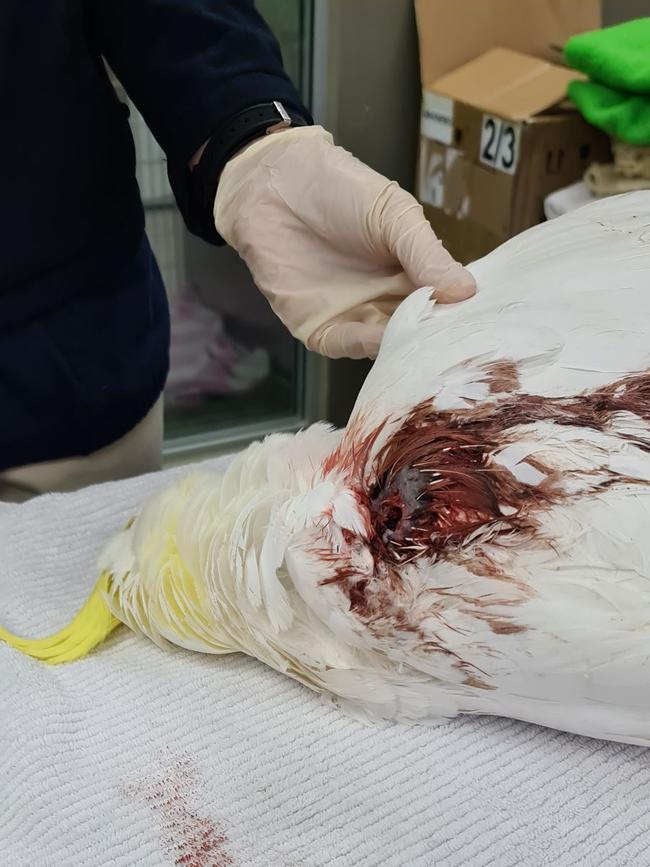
[193,102,308,236]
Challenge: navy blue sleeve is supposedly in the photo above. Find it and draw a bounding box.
[89,0,310,165]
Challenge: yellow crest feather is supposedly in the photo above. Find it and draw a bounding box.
[0,571,121,664]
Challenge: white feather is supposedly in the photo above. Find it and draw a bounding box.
[97,193,650,745]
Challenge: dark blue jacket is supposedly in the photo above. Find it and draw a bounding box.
[0,0,308,471]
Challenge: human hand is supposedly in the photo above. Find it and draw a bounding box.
[213,126,476,359]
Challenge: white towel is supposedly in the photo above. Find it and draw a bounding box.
[2,459,650,867]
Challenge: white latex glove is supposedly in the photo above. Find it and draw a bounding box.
[213,126,476,359]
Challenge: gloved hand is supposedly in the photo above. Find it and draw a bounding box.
[213,126,476,359]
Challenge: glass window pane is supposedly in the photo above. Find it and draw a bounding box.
[256,0,310,94]
[121,2,312,453]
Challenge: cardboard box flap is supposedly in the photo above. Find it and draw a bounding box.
[415,0,601,90]
[431,48,581,121]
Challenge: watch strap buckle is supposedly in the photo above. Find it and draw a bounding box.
[266,101,293,135]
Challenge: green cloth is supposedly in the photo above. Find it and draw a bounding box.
[565,18,650,93]
[565,18,650,146]
[567,80,650,147]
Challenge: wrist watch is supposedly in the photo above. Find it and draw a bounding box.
[184,101,309,243]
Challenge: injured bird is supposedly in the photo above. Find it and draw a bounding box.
[3,192,650,746]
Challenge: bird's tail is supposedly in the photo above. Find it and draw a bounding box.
[0,571,122,664]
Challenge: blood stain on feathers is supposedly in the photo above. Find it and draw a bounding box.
[321,369,650,657]
[482,360,521,395]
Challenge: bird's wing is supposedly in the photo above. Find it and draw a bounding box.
[350,192,650,439]
[293,193,650,735]
[425,480,650,746]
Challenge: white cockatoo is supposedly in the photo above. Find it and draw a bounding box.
[3,192,650,746]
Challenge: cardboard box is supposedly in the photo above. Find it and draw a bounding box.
[414,0,602,85]
[414,1,609,263]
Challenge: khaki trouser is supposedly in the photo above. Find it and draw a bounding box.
[0,398,163,503]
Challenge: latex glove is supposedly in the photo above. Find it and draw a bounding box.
[213,126,476,359]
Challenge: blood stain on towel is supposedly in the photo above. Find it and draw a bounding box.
[123,753,234,867]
